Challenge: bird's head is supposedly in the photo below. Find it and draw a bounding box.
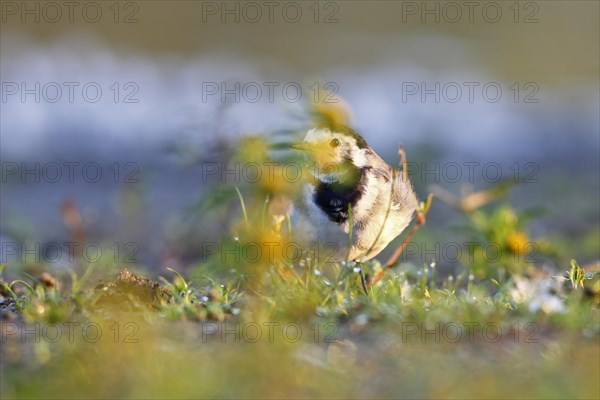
[291,124,371,183]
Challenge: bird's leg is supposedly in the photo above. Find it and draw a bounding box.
[357,262,369,296]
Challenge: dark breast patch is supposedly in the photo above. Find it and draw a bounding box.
[313,167,366,224]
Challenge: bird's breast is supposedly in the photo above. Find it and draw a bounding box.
[312,163,367,224]
[313,180,365,224]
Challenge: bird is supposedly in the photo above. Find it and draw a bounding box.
[290,123,418,264]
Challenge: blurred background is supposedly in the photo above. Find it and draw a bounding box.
[1,0,598,273]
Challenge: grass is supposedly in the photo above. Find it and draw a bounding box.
[0,250,598,398]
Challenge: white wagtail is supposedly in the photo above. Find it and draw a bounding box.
[290,124,418,263]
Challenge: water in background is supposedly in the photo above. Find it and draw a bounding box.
[1,1,598,269]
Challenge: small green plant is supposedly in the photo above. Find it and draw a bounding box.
[159,268,242,321]
[567,259,599,289]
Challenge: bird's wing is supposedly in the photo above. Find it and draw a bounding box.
[369,166,392,183]
[369,166,418,211]
[392,171,418,213]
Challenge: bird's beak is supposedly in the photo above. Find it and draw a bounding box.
[289,142,312,152]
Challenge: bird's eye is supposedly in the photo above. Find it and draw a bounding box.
[329,138,340,148]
